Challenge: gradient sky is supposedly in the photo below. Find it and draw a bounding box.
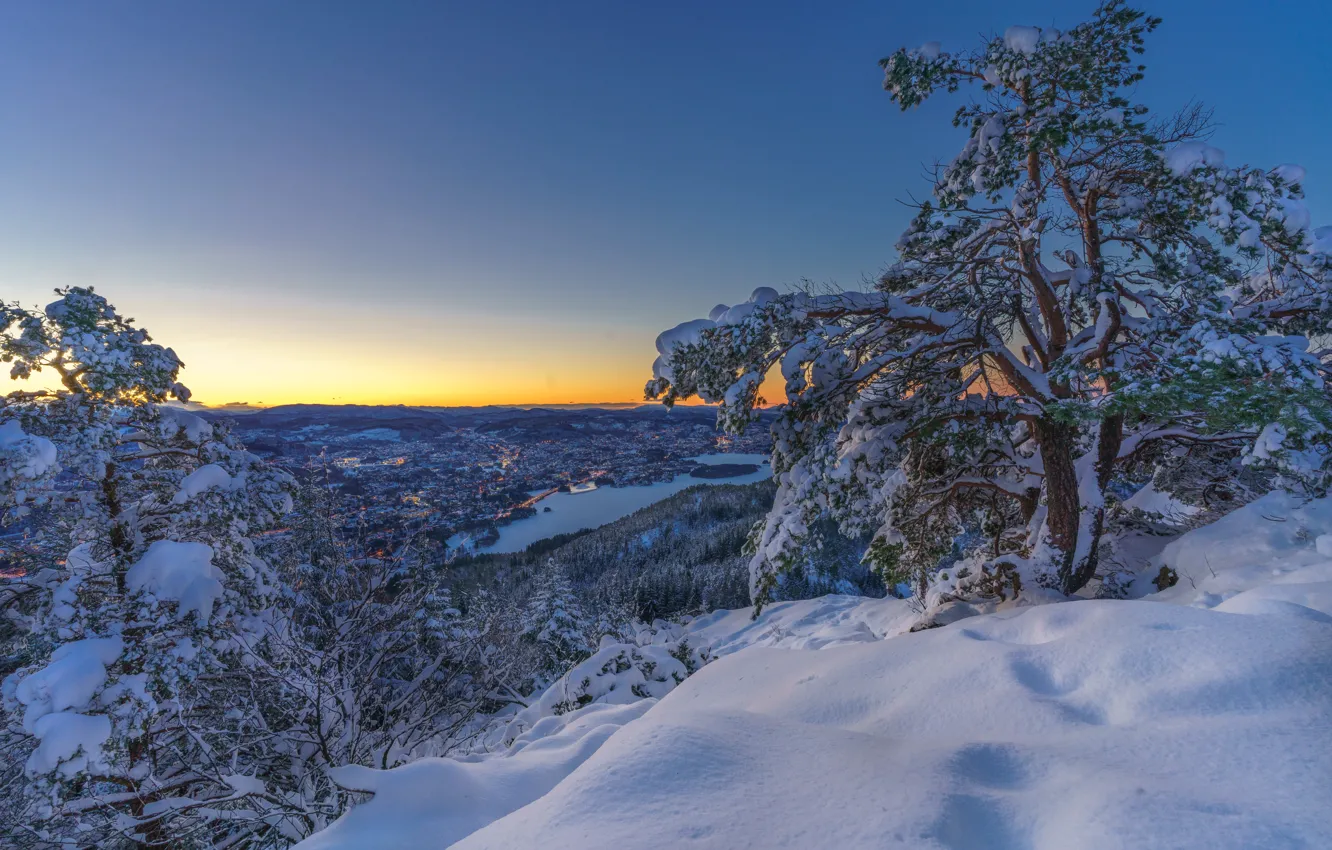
[2,1,1329,406]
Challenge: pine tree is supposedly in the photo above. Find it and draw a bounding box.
[522,559,592,681]
[0,288,293,846]
[647,2,1332,611]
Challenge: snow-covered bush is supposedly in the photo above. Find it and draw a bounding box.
[647,1,1332,612]
[0,288,294,846]
[241,482,505,841]
[479,619,713,750]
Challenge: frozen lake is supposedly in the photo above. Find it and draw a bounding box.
[456,453,771,555]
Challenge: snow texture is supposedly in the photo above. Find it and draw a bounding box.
[915,41,941,60]
[1003,25,1041,54]
[26,711,112,778]
[1317,534,1332,558]
[12,637,124,731]
[0,419,58,490]
[174,463,235,503]
[688,593,919,654]
[298,701,653,850]
[1273,163,1306,184]
[125,540,225,624]
[1122,481,1199,521]
[458,596,1330,850]
[1165,141,1226,176]
[1146,489,1332,612]
[1313,225,1332,255]
[157,406,214,442]
[223,774,267,796]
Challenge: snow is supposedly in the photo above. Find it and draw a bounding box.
[1146,489,1332,610]
[1317,534,1332,558]
[1313,225,1332,255]
[124,540,225,624]
[654,318,715,357]
[25,711,112,778]
[688,593,918,654]
[1277,196,1312,234]
[157,406,214,442]
[301,493,1332,850]
[1247,422,1287,463]
[915,41,942,60]
[1273,163,1306,184]
[722,370,762,406]
[1122,481,1199,521]
[460,599,1330,850]
[1165,141,1226,176]
[12,637,124,731]
[652,318,717,383]
[0,419,58,482]
[174,463,234,503]
[513,642,685,724]
[1003,25,1041,54]
[297,701,653,850]
[223,774,267,796]
[655,289,784,382]
[714,301,756,326]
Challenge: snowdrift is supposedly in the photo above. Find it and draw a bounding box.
[298,701,655,850]
[458,599,1330,849]
[300,492,1332,849]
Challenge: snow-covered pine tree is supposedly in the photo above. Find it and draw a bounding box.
[646,2,1332,612]
[521,559,592,682]
[0,288,293,846]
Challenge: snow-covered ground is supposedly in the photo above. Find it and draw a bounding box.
[299,491,1332,849]
[297,701,656,850]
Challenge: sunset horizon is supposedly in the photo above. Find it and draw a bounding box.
[8,2,1325,412]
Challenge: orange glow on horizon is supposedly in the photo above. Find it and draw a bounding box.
[7,319,788,410]
[4,281,789,410]
[181,368,787,410]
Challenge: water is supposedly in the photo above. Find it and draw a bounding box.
[457,453,771,555]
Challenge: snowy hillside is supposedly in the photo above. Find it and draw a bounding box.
[458,602,1327,850]
[298,491,1332,849]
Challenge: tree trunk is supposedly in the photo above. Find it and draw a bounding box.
[1059,413,1124,593]
[106,460,167,848]
[1037,415,1124,595]
[1035,419,1080,583]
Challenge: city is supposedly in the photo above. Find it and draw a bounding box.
[216,403,773,557]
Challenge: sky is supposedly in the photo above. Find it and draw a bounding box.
[2,0,1329,407]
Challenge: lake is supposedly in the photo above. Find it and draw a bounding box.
[454,453,772,555]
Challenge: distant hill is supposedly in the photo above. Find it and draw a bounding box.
[195,402,776,441]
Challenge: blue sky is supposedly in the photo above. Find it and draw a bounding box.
[1,0,1328,404]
